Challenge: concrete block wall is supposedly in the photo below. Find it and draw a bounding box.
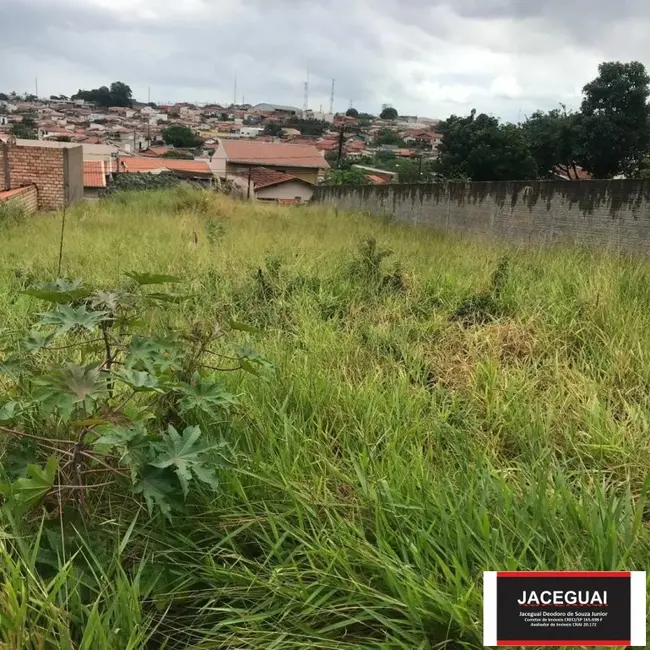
[314,180,650,253]
[0,185,38,215]
[1,141,83,211]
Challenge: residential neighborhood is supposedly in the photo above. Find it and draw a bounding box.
[0,85,445,209]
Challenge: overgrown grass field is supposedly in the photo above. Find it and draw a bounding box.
[0,188,649,649]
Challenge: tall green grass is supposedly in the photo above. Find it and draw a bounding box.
[0,187,649,648]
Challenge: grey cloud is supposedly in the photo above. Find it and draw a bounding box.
[3,0,650,120]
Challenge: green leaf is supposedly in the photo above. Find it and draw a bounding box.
[150,425,220,497]
[125,272,182,286]
[38,305,110,335]
[88,290,135,312]
[134,467,181,521]
[0,355,26,380]
[21,330,55,354]
[234,344,274,377]
[0,401,18,422]
[125,336,184,374]
[32,363,108,420]
[115,368,164,393]
[93,423,153,480]
[0,455,58,517]
[22,278,91,304]
[228,320,263,334]
[175,373,239,415]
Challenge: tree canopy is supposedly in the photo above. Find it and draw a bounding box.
[578,61,650,178]
[324,169,370,185]
[522,108,582,179]
[380,107,398,120]
[72,81,134,108]
[346,108,359,118]
[162,125,203,148]
[434,110,537,181]
[10,115,38,140]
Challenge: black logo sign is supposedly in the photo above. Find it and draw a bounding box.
[483,571,646,646]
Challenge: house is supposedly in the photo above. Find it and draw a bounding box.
[211,139,328,184]
[235,167,315,203]
[83,160,108,198]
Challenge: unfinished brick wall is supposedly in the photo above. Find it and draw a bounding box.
[0,185,38,215]
[1,142,83,211]
[314,180,650,253]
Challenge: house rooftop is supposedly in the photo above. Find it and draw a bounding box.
[83,161,107,188]
[235,166,310,190]
[219,139,329,169]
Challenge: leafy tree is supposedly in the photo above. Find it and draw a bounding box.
[24,94,38,102]
[162,125,203,148]
[380,107,398,120]
[147,102,158,109]
[0,92,8,101]
[72,81,133,108]
[10,115,37,140]
[434,110,537,181]
[377,129,406,147]
[324,169,370,185]
[346,108,359,118]
[522,107,582,179]
[578,61,650,178]
[285,117,328,137]
[263,123,282,137]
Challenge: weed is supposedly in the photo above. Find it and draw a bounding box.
[0,189,648,648]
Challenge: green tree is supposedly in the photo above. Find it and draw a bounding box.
[263,123,282,137]
[162,125,203,148]
[434,110,537,181]
[380,107,398,120]
[578,61,650,178]
[377,129,405,147]
[346,108,359,118]
[522,107,582,179]
[10,115,37,140]
[324,169,370,185]
[72,81,133,108]
[0,92,8,101]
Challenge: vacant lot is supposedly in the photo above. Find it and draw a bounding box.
[0,188,649,649]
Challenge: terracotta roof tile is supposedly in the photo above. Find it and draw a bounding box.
[235,166,307,190]
[117,157,213,177]
[83,161,107,188]
[220,140,329,169]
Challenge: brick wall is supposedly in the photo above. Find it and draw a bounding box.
[1,142,83,211]
[314,180,650,253]
[0,185,38,215]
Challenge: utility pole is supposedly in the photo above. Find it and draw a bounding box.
[336,125,346,167]
[418,154,423,181]
[329,78,335,115]
[233,71,238,107]
[247,165,253,199]
[148,86,151,104]
[34,77,38,98]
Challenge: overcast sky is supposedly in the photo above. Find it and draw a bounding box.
[2,0,650,121]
